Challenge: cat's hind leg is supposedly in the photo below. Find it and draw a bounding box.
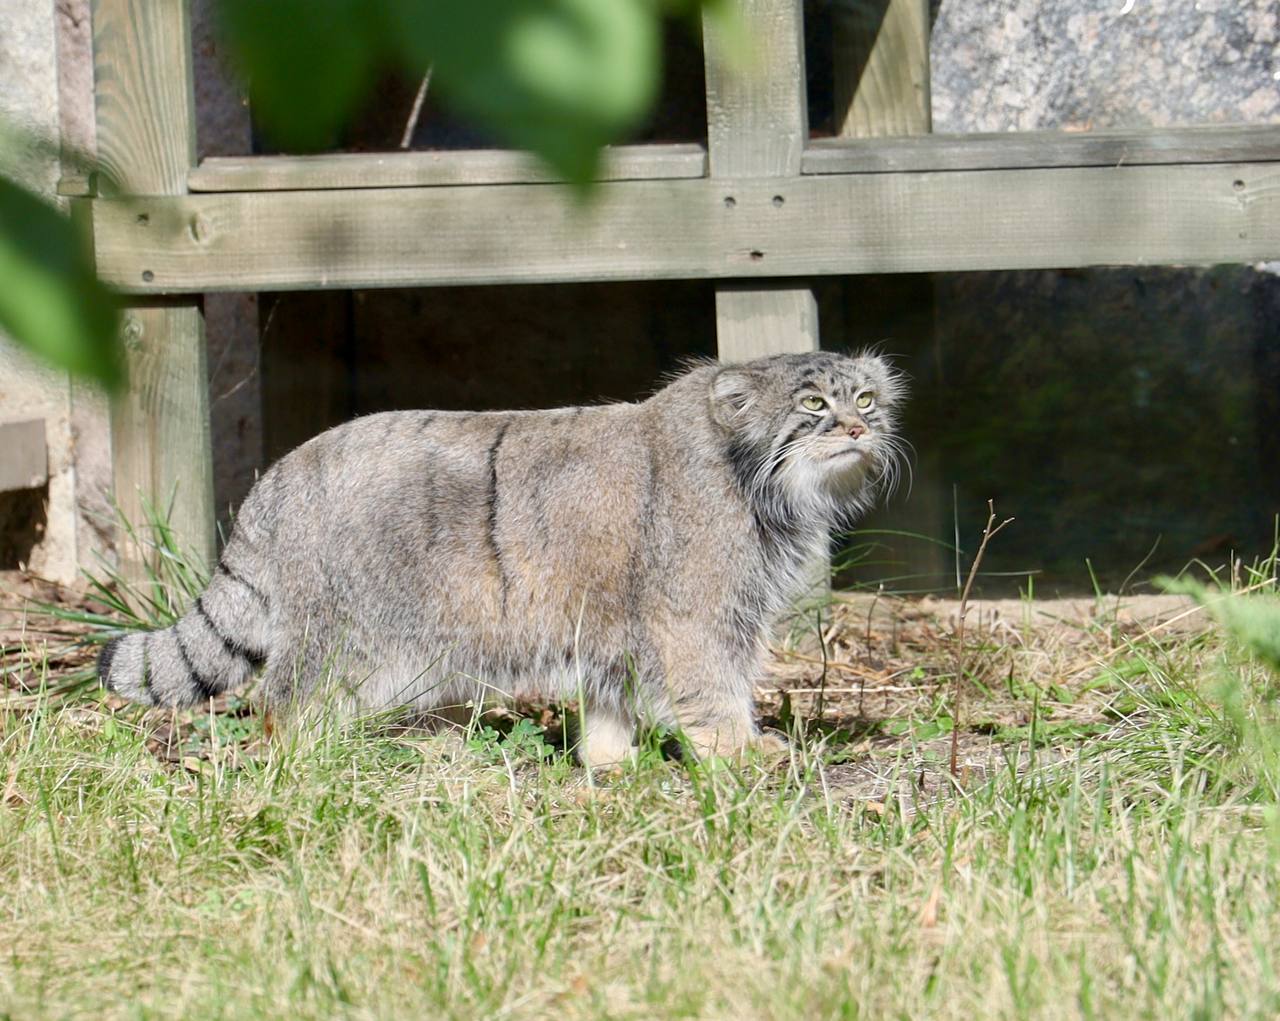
[578,703,637,770]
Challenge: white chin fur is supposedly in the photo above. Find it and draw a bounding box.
[778,454,875,524]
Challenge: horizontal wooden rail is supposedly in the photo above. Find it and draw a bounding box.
[188,143,709,192]
[802,123,1280,175]
[90,160,1280,293]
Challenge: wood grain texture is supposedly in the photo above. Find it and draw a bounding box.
[703,0,816,360]
[0,420,49,492]
[833,0,931,138]
[109,303,215,572]
[91,163,1280,292]
[804,124,1280,175]
[189,144,709,192]
[92,0,214,571]
[92,0,196,194]
[713,285,819,362]
[703,0,809,178]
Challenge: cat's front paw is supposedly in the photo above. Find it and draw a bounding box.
[682,725,790,764]
[750,731,791,761]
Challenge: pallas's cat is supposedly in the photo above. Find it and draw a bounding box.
[99,352,906,764]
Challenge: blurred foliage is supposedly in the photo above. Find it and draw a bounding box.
[1164,577,1280,675]
[219,0,735,185]
[0,1,735,388]
[0,125,121,391]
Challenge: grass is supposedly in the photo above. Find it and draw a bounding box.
[2,540,1280,1018]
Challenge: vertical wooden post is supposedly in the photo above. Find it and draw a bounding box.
[833,0,945,590]
[703,0,817,364]
[833,0,931,137]
[92,0,215,574]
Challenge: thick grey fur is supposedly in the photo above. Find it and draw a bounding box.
[99,352,907,763]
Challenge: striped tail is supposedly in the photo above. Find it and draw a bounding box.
[98,559,271,707]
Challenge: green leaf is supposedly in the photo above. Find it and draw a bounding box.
[218,0,381,150]
[0,175,121,391]
[385,0,660,185]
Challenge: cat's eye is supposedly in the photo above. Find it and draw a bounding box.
[800,395,827,412]
[855,391,875,410]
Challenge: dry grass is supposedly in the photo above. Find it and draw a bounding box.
[2,568,1279,1019]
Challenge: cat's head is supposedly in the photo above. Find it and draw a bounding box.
[710,351,908,522]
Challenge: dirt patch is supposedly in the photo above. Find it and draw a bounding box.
[0,570,107,693]
[756,591,1202,798]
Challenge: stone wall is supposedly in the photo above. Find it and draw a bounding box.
[0,0,103,583]
[843,0,1280,590]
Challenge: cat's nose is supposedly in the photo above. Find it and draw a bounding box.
[847,420,867,440]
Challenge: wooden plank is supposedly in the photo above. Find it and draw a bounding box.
[110,300,214,546]
[188,144,708,192]
[703,0,809,179]
[0,420,49,492]
[703,0,816,363]
[804,124,1280,175]
[833,0,930,138]
[713,284,819,362]
[90,162,1280,292]
[93,0,214,573]
[92,0,195,195]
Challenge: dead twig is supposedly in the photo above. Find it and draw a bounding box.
[400,69,434,149]
[814,608,829,720]
[951,500,1013,777]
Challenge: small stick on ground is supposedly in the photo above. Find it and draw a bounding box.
[951,500,1014,777]
[814,608,829,720]
[861,584,884,716]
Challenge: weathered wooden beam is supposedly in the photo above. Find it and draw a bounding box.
[833,0,930,138]
[712,282,819,361]
[704,1,809,180]
[90,162,1280,293]
[0,420,49,493]
[804,124,1280,175]
[703,0,816,364]
[189,144,708,192]
[93,0,214,573]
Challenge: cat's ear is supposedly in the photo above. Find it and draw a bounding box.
[709,367,763,429]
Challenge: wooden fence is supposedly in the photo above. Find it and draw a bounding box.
[71,0,1280,570]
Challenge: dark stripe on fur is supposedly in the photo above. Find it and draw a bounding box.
[174,629,219,700]
[141,640,159,706]
[725,435,760,498]
[195,597,266,666]
[486,420,512,607]
[217,561,268,607]
[97,638,119,691]
[776,416,818,457]
[720,432,804,573]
